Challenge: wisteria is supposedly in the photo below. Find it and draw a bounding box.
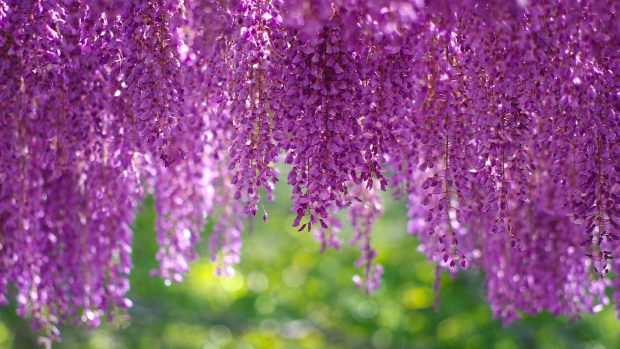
[0,0,618,343]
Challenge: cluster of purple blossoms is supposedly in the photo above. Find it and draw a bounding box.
[0,0,618,342]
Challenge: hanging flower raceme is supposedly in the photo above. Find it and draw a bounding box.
[224,0,283,216]
[118,1,186,166]
[278,11,390,247]
[0,0,619,343]
[349,183,384,294]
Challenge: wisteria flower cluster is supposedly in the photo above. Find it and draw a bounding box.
[0,0,618,343]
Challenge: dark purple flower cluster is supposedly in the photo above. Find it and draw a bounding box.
[0,0,618,342]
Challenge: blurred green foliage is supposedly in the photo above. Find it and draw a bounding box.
[1,180,619,349]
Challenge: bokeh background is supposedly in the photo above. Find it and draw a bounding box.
[1,178,619,349]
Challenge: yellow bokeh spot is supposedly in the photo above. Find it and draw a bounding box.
[185,261,247,303]
[0,321,13,346]
[221,274,245,292]
[402,287,433,309]
[437,316,468,341]
[186,262,218,296]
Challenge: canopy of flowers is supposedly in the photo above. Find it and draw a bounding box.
[0,0,618,343]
